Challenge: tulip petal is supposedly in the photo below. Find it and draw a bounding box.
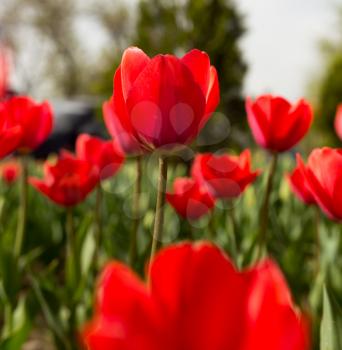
[121,47,150,100]
[126,55,206,148]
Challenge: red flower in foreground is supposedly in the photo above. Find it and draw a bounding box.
[0,160,21,184]
[104,46,219,152]
[287,155,316,205]
[75,134,125,180]
[298,147,342,220]
[246,95,313,152]
[166,178,215,220]
[191,150,260,199]
[29,157,98,207]
[82,242,309,350]
[334,104,342,141]
[0,96,53,152]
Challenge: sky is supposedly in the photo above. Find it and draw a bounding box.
[237,0,339,100]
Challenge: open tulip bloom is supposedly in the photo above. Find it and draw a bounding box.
[246,95,313,153]
[82,242,309,350]
[0,96,53,153]
[30,157,98,207]
[192,150,260,200]
[74,133,125,181]
[298,147,342,221]
[166,177,216,220]
[103,47,219,152]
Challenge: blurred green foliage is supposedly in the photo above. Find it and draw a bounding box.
[312,7,342,146]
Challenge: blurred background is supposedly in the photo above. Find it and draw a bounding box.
[1,0,342,152]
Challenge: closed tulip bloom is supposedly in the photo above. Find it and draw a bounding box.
[334,104,342,141]
[0,160,21,184]
[298,147,342,220]
[0,96,53,152]
[29,157,98,207]
[82,242,309,350]
[192,150,260,199]
[104,47,219,152]
[166,178,215,220]
[246,95,313,152]
[287,155,316,205]
[75,134,125,180]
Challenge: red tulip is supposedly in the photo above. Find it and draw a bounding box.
[191,150,260,199]
[246,95,313,152]
[29,157,98,207]
[287,155,316,205]
[0,48,9,99]
[82,242,309,350]
[298,147,342,220]
[0,96,53,152]
[103,98,143,155]
[75,134,125,180]
[166,178,215,220]
[0,113,22,159]
[334,104,342,141]
[104,47,219,152]
[0,160,21,184]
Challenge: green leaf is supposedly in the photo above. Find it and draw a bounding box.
[320,285,342,350]
[0,297,32,350]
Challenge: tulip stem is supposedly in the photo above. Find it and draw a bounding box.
[94,184,102,270]
[149,155,168,273]
[130,155,142,267]
[66,207,78,286]
[14,155,28,260]
[208,213,216,240]
[258,152,278,258]
[65,207,78,345]
[314,207,321,274]
[228,204,238,261]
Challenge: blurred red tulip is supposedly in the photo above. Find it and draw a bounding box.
[246,95,313,152]
[82,242,309,350]
[191,150,260,199]
[29,157,98,207]
[287,155,316,205]
[298,147,342,220]
[166,177,215,220]
[75,134,125,181]
[0,160,21,184]
[0,96,53,152]
[104,47,219,152]
[334,104,342,141]
[0,115,22,159]
[0,48,9,99]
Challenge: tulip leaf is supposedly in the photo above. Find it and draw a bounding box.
[0,296,32,350]
[320,285,342,350]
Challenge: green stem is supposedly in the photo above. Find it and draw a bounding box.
[258,152,278,258]
[94,184,102,270]
[14,156,28,260]
[66,207,77,286]
[149,156,168,274]
[130,155,142,267]
[208,213,216,240]
[314,206,321,275]
[228,204,238,261]
[65,207,78,347]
